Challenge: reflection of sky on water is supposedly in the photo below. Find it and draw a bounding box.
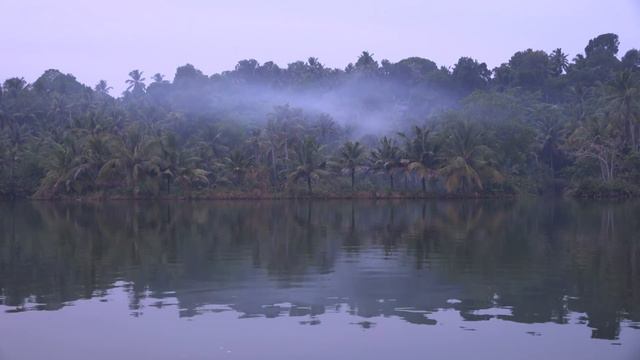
[1,285,639,360]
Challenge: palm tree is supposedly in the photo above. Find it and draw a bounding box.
[125,70,146,95]
[314,113,338,144]
[60,131,114,194]
[223,149,253,186]
[399,126,438,193]
[152,73,166,83]
[98,128,162,194]
[439,120,503,193]
[246,128,267,164]
[1,123,31,197]
[370,136,400,190]
[267,105,305,166]
[175,165,209,193]
[533,105,566,178]
[158,133,210,195]
[355,51,379,73]
[288,137,327,194]
[159,132,179,194]
[338,141,365,191]
[94,80,112,95]
[605,70,640,151]
[549,48,569,76]
[170,150,210,195]
[38,138,82,195]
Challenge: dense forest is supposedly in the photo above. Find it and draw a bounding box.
[0,33,639,199]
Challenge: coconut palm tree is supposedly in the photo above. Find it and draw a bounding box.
[94,80,112,95]
[399,126,439,193]
[151,73,166,83]
[549,48,569,76]
[439,120,503,193]
[158,132,210,195]
[605,70,640,151]
[38,138,82,195]
[533,105,566,178]
[314,113,338,144]
[98,128,162,195]
[370,136,400,190]
[288,137,327,194]
[223,149,253,186]
[175,165,209,193]
[338,141,365,191]
[125,70,146,95]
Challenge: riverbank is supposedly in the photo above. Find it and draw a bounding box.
[9,182,640,201]
[24,190,522,201]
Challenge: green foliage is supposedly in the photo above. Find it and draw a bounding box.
[287,137,328,194]
[438,119,503,193]
[337,141,365,191]
[370,136,401,190]
[572,179,640,198]
[0,33,639,198]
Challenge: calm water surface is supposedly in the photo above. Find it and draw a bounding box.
[0,199,639,359]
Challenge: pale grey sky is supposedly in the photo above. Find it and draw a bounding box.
[1,0,639,92]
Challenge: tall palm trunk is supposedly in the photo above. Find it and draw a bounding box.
[270,145,277,185]
[625,103,636,151]
[307,175,312,194]
[9,153,16,199]
[389,173,394,191]
[350,167,355,191]
[421,177,426,193]
[636,124,640,152]
[284,139,289,164]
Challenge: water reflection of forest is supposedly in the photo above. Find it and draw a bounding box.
[0,200,638,339]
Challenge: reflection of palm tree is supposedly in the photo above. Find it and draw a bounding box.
[2,199,638,337]
[343,202,361,249]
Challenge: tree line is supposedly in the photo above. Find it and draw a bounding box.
[0,33,639,199]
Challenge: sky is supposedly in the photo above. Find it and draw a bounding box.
[1,0,639,93]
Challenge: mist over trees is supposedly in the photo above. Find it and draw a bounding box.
[1,33,639,199]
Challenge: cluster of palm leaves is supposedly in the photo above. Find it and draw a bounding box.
[32,125,210,197]
[23,114,509,197]
[359,123,503,194]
